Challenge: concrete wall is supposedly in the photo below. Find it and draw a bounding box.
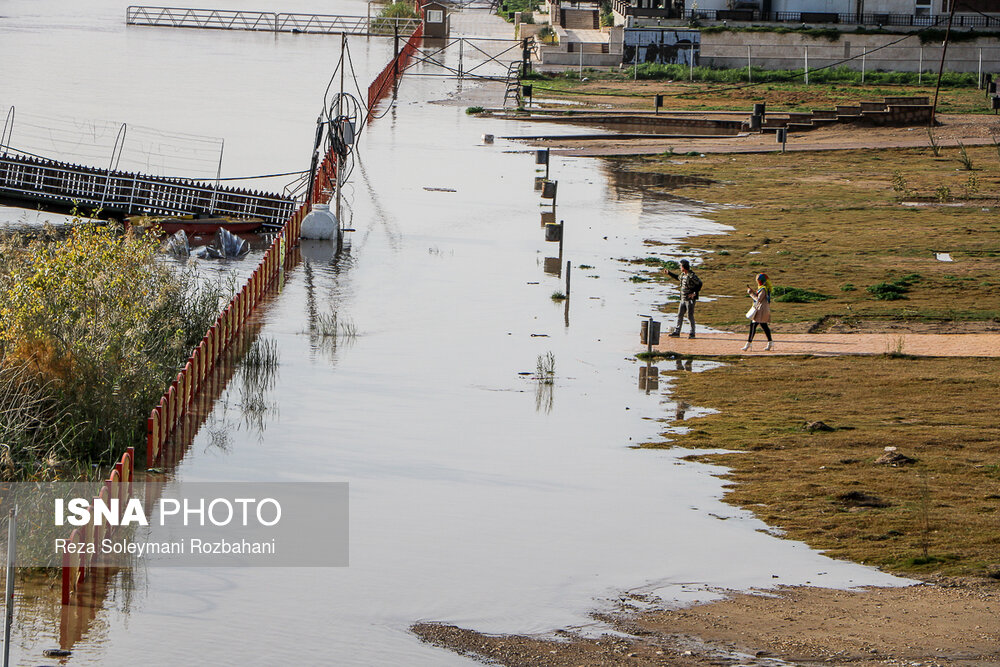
[684,0,855,10]
[701,31,1000,73]
[540,49,622,64]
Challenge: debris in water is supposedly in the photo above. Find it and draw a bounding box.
[935,252,953,262]
[44,649,72,657]
[198,228,249,259]
[423,187,456,192]
[166,229,190,257]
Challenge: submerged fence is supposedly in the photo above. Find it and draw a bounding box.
[61,10,427,607]
[367,23,425,113]
[61,448,135,604]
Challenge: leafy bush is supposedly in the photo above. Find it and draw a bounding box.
[867,282,908,300]
[0,223,225,475]
[498,0,539,22]
[371,2,419,33]
[866,273,921,301]
[772,286,830,303]
[466,106,485,115]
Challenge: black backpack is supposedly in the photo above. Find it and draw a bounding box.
[688,273,703,298]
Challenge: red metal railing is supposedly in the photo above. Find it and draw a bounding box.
[367,22,424,114]
[61,19,424,607]
[61,447,134,605]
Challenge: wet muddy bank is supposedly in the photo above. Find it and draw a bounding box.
[413,577,1000,667]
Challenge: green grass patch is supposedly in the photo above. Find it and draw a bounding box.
[645,355,1000,577]
[773,286,830,303]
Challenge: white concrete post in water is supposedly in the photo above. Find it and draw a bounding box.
[458,39,464,78]
[689,43,694,81]
[3,507,16,667]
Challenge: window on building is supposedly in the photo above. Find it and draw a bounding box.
[427,9,443,22]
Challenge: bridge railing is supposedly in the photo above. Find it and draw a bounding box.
[0,153,296,225]
[126,6,422,35]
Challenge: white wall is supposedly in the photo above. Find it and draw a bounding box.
[684,0,918,13]
[701,31,1000,72]
[770,0,855,13]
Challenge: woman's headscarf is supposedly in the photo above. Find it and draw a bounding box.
[756,273,772,302]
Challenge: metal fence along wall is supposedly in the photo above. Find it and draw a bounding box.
[701,41,1000,75]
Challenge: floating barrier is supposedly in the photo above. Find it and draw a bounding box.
[61,448,134,605]
[367,23,424,114]
[62,25,423,606]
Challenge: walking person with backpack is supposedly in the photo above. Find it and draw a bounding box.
[666,259,702,339]
[742,273,774,351]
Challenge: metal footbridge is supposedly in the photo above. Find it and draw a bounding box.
[0,152,297,225]
[125,5,422,36]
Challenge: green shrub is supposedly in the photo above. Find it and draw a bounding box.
[466,106,485,115]
[371,1,419,32]
[867,282,907,300]
[0,223,225,475]
[772,286,830,303]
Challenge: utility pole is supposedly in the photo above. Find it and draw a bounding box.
[931,0,958,126]
[3,508,16,667]
[336,33,346,222]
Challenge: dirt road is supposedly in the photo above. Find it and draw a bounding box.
[650,331,1000,357]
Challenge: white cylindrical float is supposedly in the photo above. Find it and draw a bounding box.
[300,203,340,241]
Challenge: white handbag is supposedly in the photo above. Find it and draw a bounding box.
[745,304,758,319]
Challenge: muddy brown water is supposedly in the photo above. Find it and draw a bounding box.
[1,2,909,664]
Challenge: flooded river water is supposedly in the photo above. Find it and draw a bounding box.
[1,2,906,664]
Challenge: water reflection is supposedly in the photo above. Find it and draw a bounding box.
[301,242,356,365]
[533,352,555,414]
[638,363,659,392]
[602,163,714,202]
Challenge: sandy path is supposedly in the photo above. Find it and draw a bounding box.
[651,331,1000,357]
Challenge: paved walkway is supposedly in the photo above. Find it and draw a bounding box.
[650,332,1000,357]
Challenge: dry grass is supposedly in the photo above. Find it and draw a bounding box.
[645,354,1000,577]
[529,76,988,114]
[619,146,1000,327]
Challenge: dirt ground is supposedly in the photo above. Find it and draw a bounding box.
[415,578,1000,666]
[649,330,1000,357]
[519,113,1000,157]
